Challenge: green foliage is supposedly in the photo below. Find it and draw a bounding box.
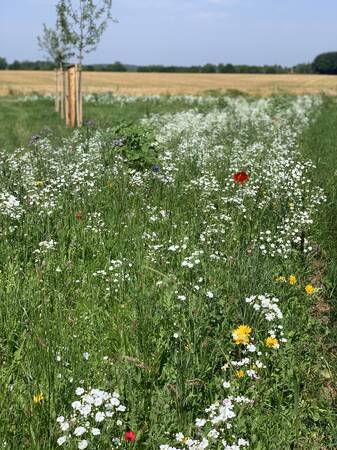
[37,23,73,68]
[0,57,7,70]
[100,122,158,170]
[313,52,337,74]
[57,0,114,65]
[293,63,313,74]
[218,63,236,73]
[106,61,127,72]
[201,63,217,73]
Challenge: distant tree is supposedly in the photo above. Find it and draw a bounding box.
[218,63,235,73]
[189,66,201,73]
[10,60,21,70]
[0,57,7,70]
[201,63,217,73]
[292,63,313,74]
[84,64,95,71]
[107,61,126,72]
[265,65,278,74]
[312,52,337,74]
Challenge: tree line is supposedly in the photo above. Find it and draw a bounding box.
[0,58,314,74]
[1,53,337,74]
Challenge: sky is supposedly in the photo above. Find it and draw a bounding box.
[0,0,337,66]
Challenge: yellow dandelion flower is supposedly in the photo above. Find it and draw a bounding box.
[265,336,279,349]
[235,369,245,378]
[305,284,315,295]
[33,393,44,405]
[232,325,252,345]
[275,275,286,282]
[289,275,297,285]
[35,181,44,188]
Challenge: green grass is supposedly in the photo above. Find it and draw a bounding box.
[0,95,219,150]
[0,94,336,450]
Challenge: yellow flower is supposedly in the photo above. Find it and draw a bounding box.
[275,275,286,282]
[289,275,297,285]
[235,369,245,378]
[232,325,252,345]
[33,393,44,405]
[35,181,44,188]
[265,336,279,349]
[305,284,315,295]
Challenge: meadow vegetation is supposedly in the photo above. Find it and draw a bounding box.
[0,93,336,450]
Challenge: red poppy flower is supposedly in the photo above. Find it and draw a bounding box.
[125,431,136,442]
[233,171,249,184]
[75,211,82,220]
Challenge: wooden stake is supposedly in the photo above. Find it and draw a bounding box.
[55,69,59,112]
[60,68,65,119]
[67,65,76,128]
[65,70,69,127]
[75,65,83,127]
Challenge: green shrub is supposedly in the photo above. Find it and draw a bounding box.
[313,52,337,74]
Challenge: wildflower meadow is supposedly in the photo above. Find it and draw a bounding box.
[0,93,336,449]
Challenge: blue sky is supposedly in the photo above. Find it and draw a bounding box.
[1,0,337,66]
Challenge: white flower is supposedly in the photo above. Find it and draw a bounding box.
[56,416,64,423]
[91,428,100,436]
[175,433,184,442]
[116,404,126,412]
[110,397,120,406]
[74,426,86,436]
[60,421,69,432]
[78,440,88,450]
[71,401,81,410]
[83,352,90,360]
[76,387,85,396]
[94,397,103,407]
[195,418,206,427]
[79,404,91,416]
[206,291,214,298]
[208,429,219,439]
[238,438,249,446]
[95,411,105,422]
[57,436,67,446]
[223,381,231,389]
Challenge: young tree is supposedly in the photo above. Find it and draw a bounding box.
[38,15,75,115]
[37,20,73,69]
[57,0,115,126]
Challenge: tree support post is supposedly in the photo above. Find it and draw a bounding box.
[65,64,82,128]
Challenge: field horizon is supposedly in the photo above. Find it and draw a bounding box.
[1,71,337,96]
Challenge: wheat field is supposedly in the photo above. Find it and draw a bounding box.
[1,70,337,96]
